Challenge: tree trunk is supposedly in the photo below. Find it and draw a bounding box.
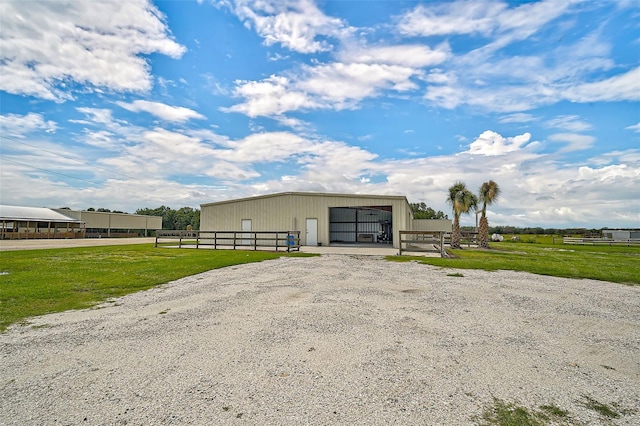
[451,216,461,249]
[478,216,489,249]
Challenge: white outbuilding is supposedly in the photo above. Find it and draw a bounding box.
[200,192,451,249]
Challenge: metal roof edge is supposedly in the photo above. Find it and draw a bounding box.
[0,205,84,223]
[200,191,409,208]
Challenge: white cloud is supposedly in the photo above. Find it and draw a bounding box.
[588,149,640,167]
[216,132,314,163]
[116,100,205,123]
[625,122,640,133]
[424,84,464,110]
[466,131,535,156]
[395,3,635,114]
[0,0,185,101]
[545,115,592,132]
[223,75,318,117]
[548,133,596,152]
[338,44,449,68]
[564,66,640,103]
[398,0,572,51]
[397,2,506,37]
[499,113,537,123]
[226,62,421,118]
[2,122,638,228]
[0,112,57,137]
[424,71,454,84]
[222,0,349,53]
[81,130,118,149]
[299,62,419,104]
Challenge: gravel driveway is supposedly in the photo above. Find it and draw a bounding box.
[1,255,639,425]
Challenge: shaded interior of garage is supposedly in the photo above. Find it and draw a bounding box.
[329,206,393,244]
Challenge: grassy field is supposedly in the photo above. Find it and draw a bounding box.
[0,244,312,331]
[2,240,638,331]
[390,241,640,285]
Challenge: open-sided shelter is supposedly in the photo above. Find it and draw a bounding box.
[0,205,85,239]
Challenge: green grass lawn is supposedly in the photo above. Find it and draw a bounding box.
[2,241,638,331]
[389,242,640,285]
[0,244,313,331]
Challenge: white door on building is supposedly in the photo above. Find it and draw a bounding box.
[306,218,318,246]
[241,219,251,245]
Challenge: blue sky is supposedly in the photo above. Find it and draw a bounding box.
[0,0,638,228]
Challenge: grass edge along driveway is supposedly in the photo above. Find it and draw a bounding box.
[0,244,313,331]
[388,242,640,286]
[2,242,638,331]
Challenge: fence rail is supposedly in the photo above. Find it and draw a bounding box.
[399,231,446,257]
[442,231,478,247]
[155,230,301,252]
[563,237,640,246]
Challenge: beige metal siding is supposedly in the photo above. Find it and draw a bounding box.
[146,216,163,230]
[80,211,111,228]
[201,193,412,248]
[53,209,163,230]
[412,219,452,232]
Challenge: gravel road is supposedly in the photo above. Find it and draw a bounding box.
[1,255,639,425]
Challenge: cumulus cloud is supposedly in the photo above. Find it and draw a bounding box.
[0,112,57,137]
[299,63,419,103]
[221,0,349,53]
[466,131,535,156]
[0,0,185,101]
[116,100,205,123]
[223,76,318,117]
[215,132,314,163]
[3,118,638,228]
[226,62,422,118]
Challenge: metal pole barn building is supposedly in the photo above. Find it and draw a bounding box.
[200,192,451,249]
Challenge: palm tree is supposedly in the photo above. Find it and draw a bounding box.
[447,181,478,249]
[477,180,501,249]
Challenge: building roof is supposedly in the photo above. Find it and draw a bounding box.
[0,205,84,223]
[201,191,409,207]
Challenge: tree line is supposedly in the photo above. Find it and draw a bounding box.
[135,206,200,230]
[409,203,448,219]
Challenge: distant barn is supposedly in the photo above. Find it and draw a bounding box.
[0,205,162,239]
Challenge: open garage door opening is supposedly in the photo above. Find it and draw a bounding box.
[329,206,393,245]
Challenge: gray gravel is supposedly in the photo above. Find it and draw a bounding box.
[1,255,639,425]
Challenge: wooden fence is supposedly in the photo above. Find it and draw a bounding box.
[155,230,301,252]
[399,231,446,257]
[563,237,640,246]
